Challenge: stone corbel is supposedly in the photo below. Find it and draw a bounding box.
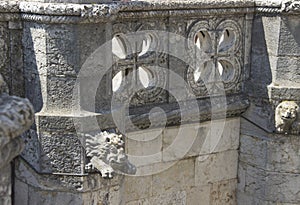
[83,131,136,179]
[275,101,300,134]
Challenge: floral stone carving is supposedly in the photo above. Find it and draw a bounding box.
[84,131,136,178]
[275,101,300,134]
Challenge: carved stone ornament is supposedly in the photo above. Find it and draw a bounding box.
[0,73,34,204]
[281,0,300,12]
[84,131,136,178]
[0,74,34,166]
[111,22,168,106]
[187,19,243,97]
[275,101,300,134]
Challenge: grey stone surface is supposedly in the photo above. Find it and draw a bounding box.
[162,118,240,161]
[39,132,83,173]
[238,161,300,204]
[240,133,300,174]
[239,125,300,204]
[0,0,299,204]
[239,3,300,203]
[278,16,300,56]
[195,150,238,186]
[0,74,34,205]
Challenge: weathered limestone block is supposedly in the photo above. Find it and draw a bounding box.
[39,132,83,173]
[238,161,300,204]
[264,172,300,203]
[23,22,110,113]
[192,180,237,205]
[186,185,211,205]
[240,133,300,174]
[239,124,300,204]
[123,175,153,203]
[211,179,237,205]
[162,118,240,162]
[266,135,300,173]
[126,128,163,167]
[278,15,300,56]
[239,134,268,169]
[0,166,12,205]
[162,123,208,162]
[275,57,300,86]
[152,158,195,196]
[14,158,124,205]
[238,161,266,201]
[268,85,300,101]
[125,190,187,205]
[124,178,237,205]
[195,150,238,186]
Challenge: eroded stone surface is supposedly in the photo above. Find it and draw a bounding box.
[0,74,34,205]
[195,150,238,186]
[2,0,299,204]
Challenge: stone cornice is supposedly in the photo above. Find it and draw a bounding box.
[35,94,249,133]
[18,0,255,16]
[0,0,257,23]
[0,0,298,21]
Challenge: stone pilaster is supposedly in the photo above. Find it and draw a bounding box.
[239,1,300,204]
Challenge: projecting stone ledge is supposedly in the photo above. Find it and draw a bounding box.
[0,74,34,205]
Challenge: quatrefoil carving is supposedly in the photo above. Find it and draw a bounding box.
[187,20,242,96]
[111,23,167,105]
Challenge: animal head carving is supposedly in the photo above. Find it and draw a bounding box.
[275,101,299,134]
[84,131,136,178]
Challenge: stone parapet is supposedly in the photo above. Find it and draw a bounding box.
[0,0,256,204]
[14,0,253,180]
[1,0,299,204]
